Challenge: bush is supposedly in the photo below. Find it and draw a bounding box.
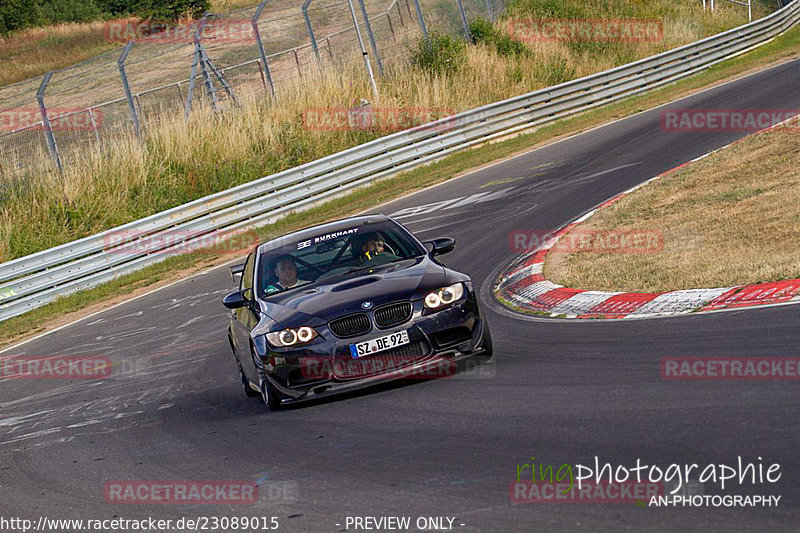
[410,32,467,77]
[133,0,208,21]
[41,0,102,24]
[469,18,529,57]
[0,0,43,35]
[0,0,208,36]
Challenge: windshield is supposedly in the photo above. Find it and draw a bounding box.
[256,220,426,297]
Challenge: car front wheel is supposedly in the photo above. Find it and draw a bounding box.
[256,357,282,411]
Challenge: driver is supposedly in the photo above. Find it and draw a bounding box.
[358,232,386,262]
[265,255,307,293]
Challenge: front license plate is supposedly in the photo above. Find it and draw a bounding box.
[350,330,410,358]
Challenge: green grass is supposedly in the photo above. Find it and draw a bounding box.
[2,23,799,346]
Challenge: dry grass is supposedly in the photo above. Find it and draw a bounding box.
[545,127,800,292]
[0,0,776,261]
[0,21,118,87]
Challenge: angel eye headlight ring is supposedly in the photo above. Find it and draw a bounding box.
[424,283,464,309]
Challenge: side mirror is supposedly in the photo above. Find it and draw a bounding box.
[423,237,456,256]
[229,263,245,283]
[222,290,249,309]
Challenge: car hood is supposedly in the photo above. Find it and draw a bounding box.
[257,256,446,328]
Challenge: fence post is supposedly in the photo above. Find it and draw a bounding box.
[203,53,239,106]
[386,13,396,43]
[411,0,428,38]
[456,0,472,42]
[185,38,200,120]
[87,108,102,148]
[396,0,404,26]
[485,0,495,22]
[293,49,303,79]
[346,0,379,101]
[356,0,384,75]
[36,71,62,170]
[302,0,323,70]
[193,16,220,112]
[252,0,277,101]
[117,41,142,138]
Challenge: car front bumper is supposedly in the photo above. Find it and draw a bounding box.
[263,292,490,405]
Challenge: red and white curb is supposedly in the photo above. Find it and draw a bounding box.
[494,127,800,319]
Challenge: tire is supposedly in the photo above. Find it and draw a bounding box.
[237,357,259,398]
[475,320,493,363]
[257,360,282,411]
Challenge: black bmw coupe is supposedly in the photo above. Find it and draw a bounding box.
[222,214,492,409]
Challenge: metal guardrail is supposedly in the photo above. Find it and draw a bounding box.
[1,1,799,322]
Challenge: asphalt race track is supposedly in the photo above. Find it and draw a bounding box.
[2,58,800,532]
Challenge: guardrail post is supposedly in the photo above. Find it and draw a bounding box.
[302,0,323,70]
[456,0,472,42]
[356,0,384,75]
[36,71,62,170]
[346,0,379,100]
[117,41,142,138]
[252,0,278,102]
[411,0,428,38]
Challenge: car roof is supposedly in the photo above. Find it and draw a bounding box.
[257,214,391,254]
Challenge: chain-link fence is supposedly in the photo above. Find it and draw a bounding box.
[0,0,501,175]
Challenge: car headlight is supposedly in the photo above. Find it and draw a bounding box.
[266,326,319,347]
[424,282,465,309]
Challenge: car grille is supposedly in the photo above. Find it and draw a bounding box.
[328,313,371,338]
[334,341,431,379]
[374,301,412,328]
